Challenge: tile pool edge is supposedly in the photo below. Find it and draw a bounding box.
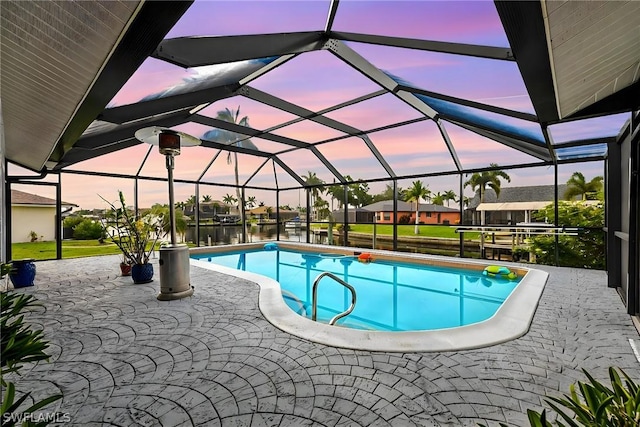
[190,243,549,352]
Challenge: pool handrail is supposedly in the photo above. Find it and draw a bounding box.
[311,272,357,326]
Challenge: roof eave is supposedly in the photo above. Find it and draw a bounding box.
[47,1,194,171]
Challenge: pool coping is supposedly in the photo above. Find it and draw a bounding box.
[190,242,549,352]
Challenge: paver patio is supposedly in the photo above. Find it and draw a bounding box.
[5,254,640,426]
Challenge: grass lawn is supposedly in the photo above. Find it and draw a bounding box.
[11,240,199,261]
[342,224,480,239]
[11,228,478,261]
[11,240,122,260]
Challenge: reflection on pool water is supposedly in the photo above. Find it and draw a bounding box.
[192,247,522,332]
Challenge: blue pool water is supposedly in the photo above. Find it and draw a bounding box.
[192,248,521,332]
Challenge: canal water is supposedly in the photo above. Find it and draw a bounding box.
[185,224,476,258]
[186,224,308,245]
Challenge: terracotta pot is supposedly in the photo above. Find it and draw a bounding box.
[120,262,132,276]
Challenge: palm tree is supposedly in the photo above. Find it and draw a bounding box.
[246,196,257,209]
[314,198,330,221]
[464,164,511,257]
[150,204,188,243]
[202,195,212,203]
[564,172,603,200]
[398,188,408,202]
[444,190,456,207]
[302,171,325,221]
[186,195,196,205]
[432,192,445,206]
[202,107,258,241]
[404,180,430,234]
[222,193,237,214]
[456,195,470,208]
[373,183,404,203]
[464,163,511,226]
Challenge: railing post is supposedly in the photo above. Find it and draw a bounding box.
[311,271,357,325]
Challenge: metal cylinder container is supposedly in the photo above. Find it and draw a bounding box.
[157,244,194,301]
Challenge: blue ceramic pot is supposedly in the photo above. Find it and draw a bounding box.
[131,263,153,284]
[10,259,36,288]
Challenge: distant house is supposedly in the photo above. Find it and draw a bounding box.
[360,200,460,225]
[10,189,77,243]
[466,184,569,225]
[183,200,232,221]
[330,208,375,224]
[247,206,299,221]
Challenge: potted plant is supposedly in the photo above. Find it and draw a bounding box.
[119,254,132,277]
[7,259,36,288]
[101,191,161,284]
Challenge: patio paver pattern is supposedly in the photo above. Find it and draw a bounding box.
[6,255,640,426]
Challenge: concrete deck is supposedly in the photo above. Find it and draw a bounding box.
[5,254,640,426]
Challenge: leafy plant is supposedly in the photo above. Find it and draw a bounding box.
[99,191,161,265]
[533,367,640,426]
[529,201,604,269]
[511,246,530,262]
[1,292,62,425]
[1,294,50,378]
[1,263,13,278]
[1,381,62,427]
[72,219,105,240]
[62,216,84,229]
[119,253,132,266]
[478,367,640,426]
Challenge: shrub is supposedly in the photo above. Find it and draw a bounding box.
[62,216,84,229]
[73,219,105,240]
[529,232,605,270]
[529,201,605,269]
[398,215,411,224]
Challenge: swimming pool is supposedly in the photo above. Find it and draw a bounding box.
[193,246,522,332]
[190,242,549,352]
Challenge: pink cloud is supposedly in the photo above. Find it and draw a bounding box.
[271,120,345,143]
[251,50,381,111]
[324,93,424,131]
[166,1,330,38]
[55,0,616,211]
[198,97,299,131]
[549,113,630,143]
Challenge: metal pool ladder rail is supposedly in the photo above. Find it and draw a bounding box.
[311,272,357,326]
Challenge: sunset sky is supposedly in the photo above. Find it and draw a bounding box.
[11,0,631,210]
